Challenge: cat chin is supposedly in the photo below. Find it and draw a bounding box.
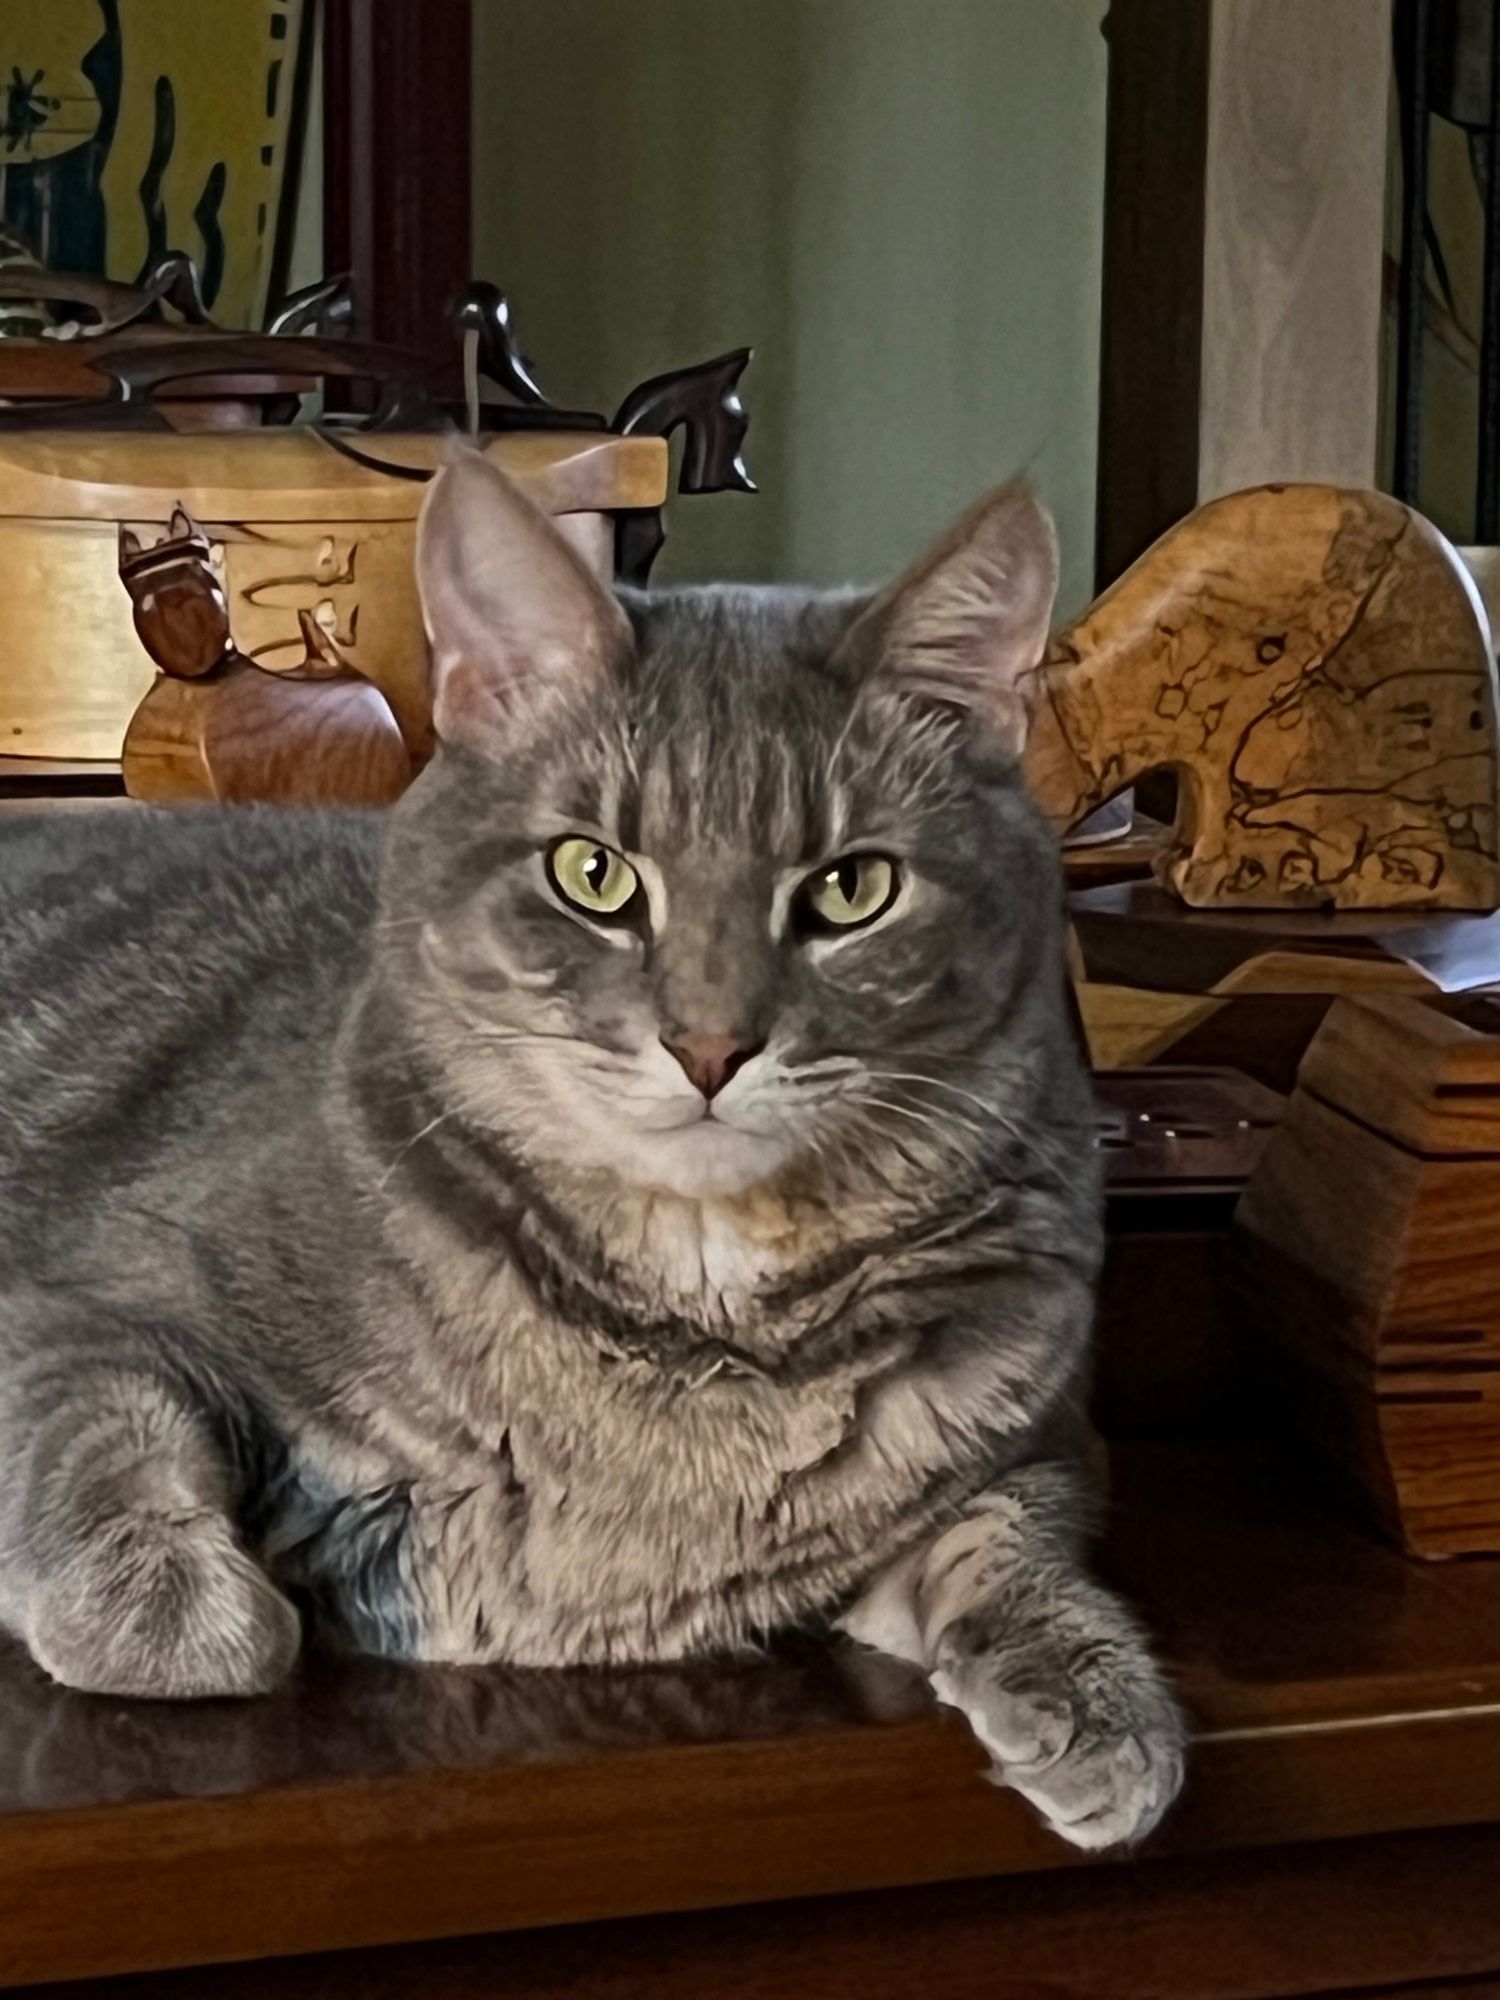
[563,1116,795,1200]
[627,1124,792,1200]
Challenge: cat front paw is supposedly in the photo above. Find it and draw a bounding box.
[27,1513,301,1701]
[930,1619,1185,1851]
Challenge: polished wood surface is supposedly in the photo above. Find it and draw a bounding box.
[19,1825,1500,2000]
[1067,877,1485,1077]
[123,665,411,809]
[0,340,315,430]
[1061,809,1167,888]
[1031,484,1500,911]
[1069,883,1482,997]
[1094,1068,1284,1433]
[1096,1066,1283,1197]
[322,0,472,373]
[0,1438,1498,1988]
[1237,995,1500,1557]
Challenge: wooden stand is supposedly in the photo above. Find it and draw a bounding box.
[1067,879,1500,1087]
[1235,994,1500,1557]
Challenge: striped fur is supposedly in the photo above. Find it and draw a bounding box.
[0,472,1182,1848]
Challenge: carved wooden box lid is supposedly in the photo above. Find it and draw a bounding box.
[0,429,668,525]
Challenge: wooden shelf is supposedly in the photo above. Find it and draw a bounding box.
[1,1436,1498,1990]
[1061,811,1166,887]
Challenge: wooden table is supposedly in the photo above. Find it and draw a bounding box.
[3,1435,1499,1997]
[1070,880,1500,1087]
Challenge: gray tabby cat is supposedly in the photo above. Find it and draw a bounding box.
[0,456,1183,1850]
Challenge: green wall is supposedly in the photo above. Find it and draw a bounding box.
[472,0,1107,615]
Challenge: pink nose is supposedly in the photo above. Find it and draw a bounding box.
[662,1034,763,1101]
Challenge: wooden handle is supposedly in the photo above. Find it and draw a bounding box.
[97,335,438,429]
[1025,483,1500,911]
[0,335,441,434]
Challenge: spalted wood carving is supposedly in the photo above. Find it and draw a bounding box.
[119,512,410,809]
[1027,484,1500,911]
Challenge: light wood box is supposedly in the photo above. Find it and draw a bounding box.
[0,429,667,763]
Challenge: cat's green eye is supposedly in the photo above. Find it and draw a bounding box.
[798,853,899,934]
[547,837,641,921]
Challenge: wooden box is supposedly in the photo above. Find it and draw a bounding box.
[0,429,666,765]
[1234,995,1500,1557]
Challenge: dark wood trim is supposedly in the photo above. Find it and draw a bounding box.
[1095,0,1212,588]
[265,0,321,318]
[25,1823,1500,2000]
[322,0,472,374]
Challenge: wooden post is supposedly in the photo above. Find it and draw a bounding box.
[1199,0,1392,503]
[1095,0,1212,590]
[1097,0,1393,585]
[322,0,472,377]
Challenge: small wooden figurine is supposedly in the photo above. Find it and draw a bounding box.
[119,510,411,809]
[1028,484,1500,912]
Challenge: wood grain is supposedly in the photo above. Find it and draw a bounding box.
[0,1439,1498,1987]
[1030,484,1500,910]
[1236,995,1500,1556]
[13,1826,1500,2000]
[1077,983,1225,1068]
[0,430,667,763]
[1066,878,1472,1080]
[1198,0,1391,498]
[1070,882,1483,997]
[118,515,411,809]
[123,669,411,809]
[0,430,668,525]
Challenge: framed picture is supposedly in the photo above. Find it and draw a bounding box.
[0,0,313,327]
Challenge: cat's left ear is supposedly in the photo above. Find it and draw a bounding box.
[417,448,631,757]
[840,481,1059,752]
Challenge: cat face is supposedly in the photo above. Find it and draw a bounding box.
[385,457,1060,1200]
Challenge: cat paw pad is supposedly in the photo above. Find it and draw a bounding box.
[932,1635,1185,1851]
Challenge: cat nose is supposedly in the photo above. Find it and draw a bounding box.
[662,1033,765,1101]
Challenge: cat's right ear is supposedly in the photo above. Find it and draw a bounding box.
[416,450,631,757]
[836,481,1059,754]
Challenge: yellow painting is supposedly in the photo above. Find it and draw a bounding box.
[1,0,310,328]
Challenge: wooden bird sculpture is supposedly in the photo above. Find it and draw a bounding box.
[119,510,411,810]
[1026,484,1500,911]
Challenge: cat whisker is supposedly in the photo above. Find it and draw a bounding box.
[863,1070,997,1119]
[377,1109,455,1188]
[859,1067,1055,1158]
[848,1093,981,1145]
[460,1027,596,1050]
